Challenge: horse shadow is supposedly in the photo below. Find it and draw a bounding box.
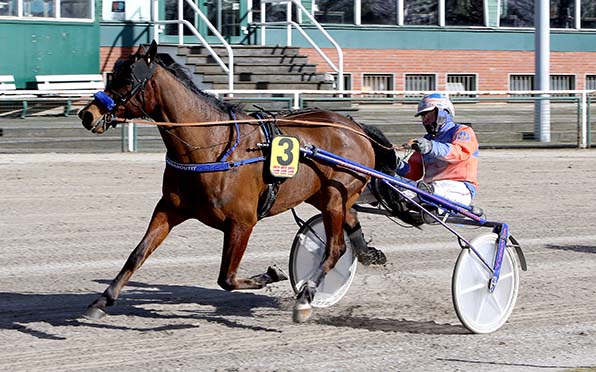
[0,281,283,340]
[544,243,596,254]
[316,315,469,335]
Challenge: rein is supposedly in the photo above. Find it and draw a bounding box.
[110,116,395,151]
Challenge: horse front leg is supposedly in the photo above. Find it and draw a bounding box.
[83,199,186,320]
[217,220,287,291]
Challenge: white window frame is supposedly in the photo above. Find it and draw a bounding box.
[0,0,94,21]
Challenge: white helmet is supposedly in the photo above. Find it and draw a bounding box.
[414,93,455,117]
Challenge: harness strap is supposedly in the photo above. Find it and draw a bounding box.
[165,155,265,173]
[219,111,241,162]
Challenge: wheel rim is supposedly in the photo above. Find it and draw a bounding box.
[289,215,358,308]
[452,233,519,334]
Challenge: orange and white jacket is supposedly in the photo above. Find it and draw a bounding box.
[397,112,479,197]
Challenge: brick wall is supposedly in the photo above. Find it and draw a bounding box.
[300,49,596,91]
[99,46,137,75]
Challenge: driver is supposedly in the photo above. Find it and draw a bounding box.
[397,93,479,206]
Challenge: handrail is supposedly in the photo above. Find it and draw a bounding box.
[206,88,596,149]
[256,0,344,91]
[2,86,593,149]
[151,0,234,90]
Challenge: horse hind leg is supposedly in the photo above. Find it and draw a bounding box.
[83,199,186,320]
[293,194,348,323]
[345,208,387,266]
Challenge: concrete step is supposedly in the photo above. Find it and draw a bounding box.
[210,81,335,90]
[193,63,318,74]
[199,72,328,84]
[178,45,302,57]
[186,54,310,65]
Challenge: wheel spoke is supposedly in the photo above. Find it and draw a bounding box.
[459,282,487,296]
[499,271,514,282]
[488,291,505,314]
[474,292,489,323]
[471,256,491,281]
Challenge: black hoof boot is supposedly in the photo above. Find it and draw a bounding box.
[357,246,387,266]
[250,265,289,287]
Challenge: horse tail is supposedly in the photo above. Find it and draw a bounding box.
[360,123,397,174]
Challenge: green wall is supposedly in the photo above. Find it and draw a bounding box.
[99,22,152,47]
[0,20,99,88]
[257,25,596,53]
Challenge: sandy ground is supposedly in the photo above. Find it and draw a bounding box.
[1,149,596,372]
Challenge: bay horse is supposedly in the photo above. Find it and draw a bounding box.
[78,41,394,323]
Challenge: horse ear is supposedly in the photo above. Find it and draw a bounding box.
[145,40,158,65]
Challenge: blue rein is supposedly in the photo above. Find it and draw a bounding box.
[165,111,266,173]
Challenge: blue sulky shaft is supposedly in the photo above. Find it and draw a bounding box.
[300,145,508,292]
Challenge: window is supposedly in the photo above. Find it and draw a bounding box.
[499,0,533,27]
[165,0,195,35]
[551,74,575,96]
[510,74,533,91]
[404,0,438,25]
[510,74,576,96]
[446,0,485,26]
[24,0,55,17]
[405,73,437,96]
[314,0,354,24]
[361,0,397,25]
[0,0,17,16]
[328,72,352,91]
[252,0,298,23]
[551,0,575,28]
[581,0,596,29]
[363,73,394,97]
[61,0,90,18]
[586,75,596,90]
[1,0,92,19]
[447,73,477,97]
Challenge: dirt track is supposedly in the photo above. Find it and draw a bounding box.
[1,149,596,372]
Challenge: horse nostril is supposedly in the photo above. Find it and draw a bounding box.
[80,111,95,129]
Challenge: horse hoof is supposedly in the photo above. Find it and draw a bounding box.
[292,302,313,323]
[267,265,288,282]
[358,247,387,266]
[82,307,107,320]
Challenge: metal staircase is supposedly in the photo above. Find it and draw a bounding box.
[158,44,334,91]
[151,0,342,93]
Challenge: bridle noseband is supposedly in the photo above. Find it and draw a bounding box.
[92,56,157,131]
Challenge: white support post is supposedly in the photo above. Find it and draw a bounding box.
[287,1,292,46]
[576,0,581,29]
[354,0,361,25]
[534,0,551,142]
[581,91,588,149]
[178,0,184,45]
[152,0,160,43]
[128,123,136,152]
[260,1,266,45]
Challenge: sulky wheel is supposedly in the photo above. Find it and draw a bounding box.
[289,214,358,308]
[452,232,520,334]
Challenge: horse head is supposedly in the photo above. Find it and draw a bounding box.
[79,40,159,134]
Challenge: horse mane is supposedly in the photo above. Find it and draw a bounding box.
[155,54,240,114]
[358,121,398,173]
